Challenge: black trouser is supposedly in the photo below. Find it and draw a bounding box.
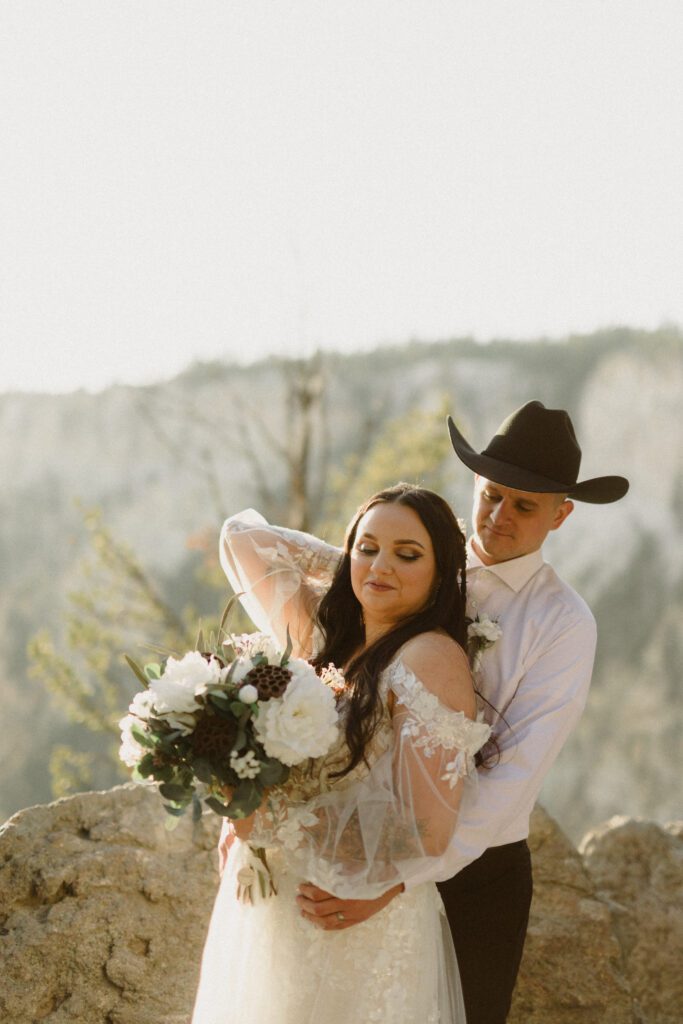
[437,840,532,1024]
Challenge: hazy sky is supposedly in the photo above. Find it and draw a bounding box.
[1,1,682,393]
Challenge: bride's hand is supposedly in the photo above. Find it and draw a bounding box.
[296,882,404,930]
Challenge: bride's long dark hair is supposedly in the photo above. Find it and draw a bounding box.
[312,483,468,778]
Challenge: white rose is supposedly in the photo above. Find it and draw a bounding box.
[238,683,259,704]
[149,651,222,716]
[254,664,339,766]
[468,616,502,644]
[128,689,155,720]
[118,713,148,767]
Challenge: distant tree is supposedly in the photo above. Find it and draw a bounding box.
[134,352,329,532]
[231,353,329,531]
[323,397,455,537]
[27,508,237,797]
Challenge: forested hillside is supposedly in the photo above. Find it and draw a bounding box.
[1,327,681,838]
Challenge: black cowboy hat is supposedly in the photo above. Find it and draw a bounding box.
[447,401,629,504]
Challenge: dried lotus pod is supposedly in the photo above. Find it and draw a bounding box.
[190,711,238,760]
[243,663,292,700]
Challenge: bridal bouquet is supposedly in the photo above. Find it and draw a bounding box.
[119,631,342,824]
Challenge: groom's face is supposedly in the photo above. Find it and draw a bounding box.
[471,476,574,565]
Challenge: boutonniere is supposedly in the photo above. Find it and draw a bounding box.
[466,613,502,672]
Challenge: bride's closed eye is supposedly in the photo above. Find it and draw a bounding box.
[355,544,421,561]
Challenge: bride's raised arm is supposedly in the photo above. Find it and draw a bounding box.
[250,633,490,899]
[219,509,341,658]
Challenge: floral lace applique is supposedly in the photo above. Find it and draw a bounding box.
[387,659,491,784]
[251,536,339,585]
[291,864,445,1022]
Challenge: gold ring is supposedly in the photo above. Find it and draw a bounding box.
[335,911,345,922]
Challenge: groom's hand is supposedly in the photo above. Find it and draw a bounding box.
[296,882,403,930]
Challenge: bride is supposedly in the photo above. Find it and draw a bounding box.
[191,484,490,1024]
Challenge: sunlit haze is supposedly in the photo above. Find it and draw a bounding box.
[1,1,682,393]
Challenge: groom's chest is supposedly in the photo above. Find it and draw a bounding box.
[466,571,543,710]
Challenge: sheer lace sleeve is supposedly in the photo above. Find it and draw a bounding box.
[251,634,491,899]
[219,510,342,658]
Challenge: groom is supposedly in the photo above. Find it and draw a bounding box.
[295,401,628,1024]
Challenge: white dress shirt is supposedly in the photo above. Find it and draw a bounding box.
[407,539,597,886]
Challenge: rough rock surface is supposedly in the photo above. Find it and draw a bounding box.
[0,785,220,1024]
[509,806,632,1024]
[1,788,681,1023]
[580,816,683,1024]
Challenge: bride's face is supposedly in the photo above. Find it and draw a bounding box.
[350,502,437,634]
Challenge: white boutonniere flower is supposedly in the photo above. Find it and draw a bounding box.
[467,613,502,671]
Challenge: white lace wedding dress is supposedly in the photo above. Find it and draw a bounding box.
[191,511,490,1024]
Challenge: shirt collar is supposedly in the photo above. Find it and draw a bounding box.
[466,537,545,593]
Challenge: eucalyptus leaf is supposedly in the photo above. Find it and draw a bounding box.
[144,663,163,681]
[152,764,174,783]
[159,782,192,802]
[158,728,188,748]
[257,759,289,786]
[132,760,152,781]
[229,780,262,817]
[204,796,233,817]
[193,758,213,784]
[208,692,232,710]
[163,805,185,821]
[213,762,238,786]
[130,723,155,749]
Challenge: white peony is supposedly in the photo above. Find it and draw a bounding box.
[148,651,222,717]
[254,662,339,767]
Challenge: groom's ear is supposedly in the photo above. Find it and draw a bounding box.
[550,499,574,532]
